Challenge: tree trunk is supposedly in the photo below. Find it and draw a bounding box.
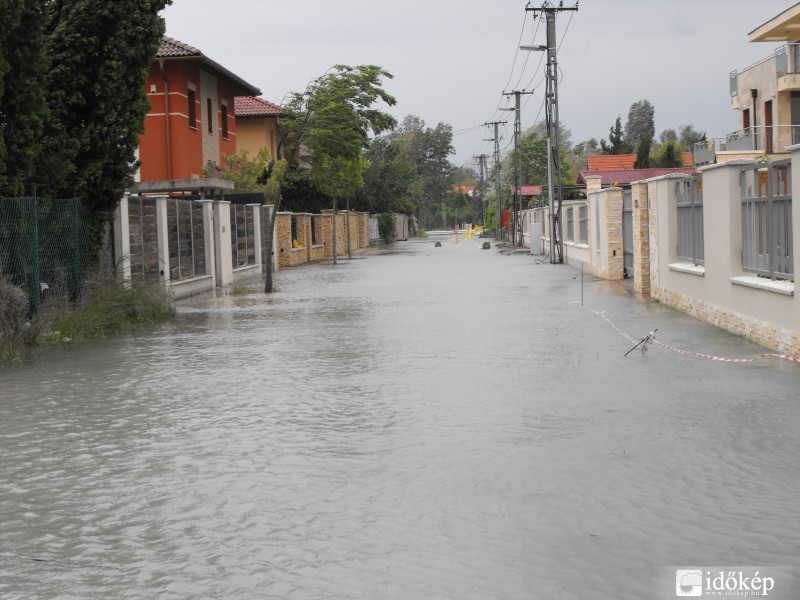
[346,196,352,260]
[332,195,338,265]
[264,206,278,293]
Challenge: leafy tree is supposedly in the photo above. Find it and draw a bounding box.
[208,147,273,193]
[37,0,171,245]
[517,129,573,189]
[0,0,48,196]
[600,116,631,155]
[570,137,598,172]
[0,0,7,180]
[654,140,684,167]
[357,136,415,215]
[634,133,652,169]
[387,115,455,229]
[659,128,677,146]
[264,64,397,292]
[526,119,573,151]
[624,99,655,150]
[678,124,706,148]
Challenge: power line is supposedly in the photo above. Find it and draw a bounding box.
[484,120,507,238]
[526,0,578,265]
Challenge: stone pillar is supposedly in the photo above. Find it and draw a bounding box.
[276,212,292,269]
[589,187,624,280]
[647,179,660,300]
[631,181,650,295]
[114,193,131,287]
[585,175,602,195]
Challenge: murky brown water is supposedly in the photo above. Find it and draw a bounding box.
[2,237,799,599]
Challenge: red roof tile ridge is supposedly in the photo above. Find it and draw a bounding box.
[234,96,282,116]
[158,36,202,57]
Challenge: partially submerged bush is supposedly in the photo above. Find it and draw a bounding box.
[0,277,175,363]
[0,280,29,340]
[39,278,175,347]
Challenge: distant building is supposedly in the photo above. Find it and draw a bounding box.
[579,155,695,189]
[697,4,800,165]
[138,36,261,182]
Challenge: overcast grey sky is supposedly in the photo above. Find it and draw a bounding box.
[161,0,793,167]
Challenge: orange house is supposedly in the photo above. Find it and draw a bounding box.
[139,36,261,182]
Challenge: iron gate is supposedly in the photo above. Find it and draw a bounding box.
[622,190,633,278]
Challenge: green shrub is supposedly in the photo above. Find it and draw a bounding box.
[377,213,396,244]
[39,278,175,347]
[0,277,175,363]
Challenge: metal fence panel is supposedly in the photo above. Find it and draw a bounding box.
[741,160,793,279]
[622,191,633,277]
[578,205,588,244]
[167,198,206,281]
[566,207,574,241]
[676,177,704,265]
[128,196,160,284]
[231,204,256,270]
[0,196,92,316]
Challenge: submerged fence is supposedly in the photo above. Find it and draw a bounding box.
[0,196,94,316]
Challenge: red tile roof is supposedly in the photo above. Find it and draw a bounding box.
[453,185,476,195]
[234,96,282,118]
[578,168,697,186]
[587,152,695,170]
[157,37,201,58]
[156,36,261,96]
[587,154,636,170]
[512,185,543,196]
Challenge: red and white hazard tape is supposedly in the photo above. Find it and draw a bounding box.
[583,306,800,365]
[652,338,800,365]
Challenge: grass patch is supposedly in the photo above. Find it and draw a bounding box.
[229,278,265,295]
[0,277,175,363]
[415,228,428,238]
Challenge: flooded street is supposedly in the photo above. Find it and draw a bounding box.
[2,236,800,599]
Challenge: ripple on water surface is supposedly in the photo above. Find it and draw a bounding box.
[1,239,799,599]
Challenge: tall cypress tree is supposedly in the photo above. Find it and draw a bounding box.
[634,133,652,169]
[0,0,8,187]
[0,0,48,196]
[40,0,170,234]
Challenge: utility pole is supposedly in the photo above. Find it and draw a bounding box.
[502,89,534,246]
[484,120,506,239]
[526,0,578,263]
[474,154,489,228]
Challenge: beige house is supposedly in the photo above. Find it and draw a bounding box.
[234,96,282,163]
[697,3,800,165]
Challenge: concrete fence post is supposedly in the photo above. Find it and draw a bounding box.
[214,200,233,287]
[155,196,170,291]
[114,193,132,287]
[200,200,217,288]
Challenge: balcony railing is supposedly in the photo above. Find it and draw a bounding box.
[731,44,800,92]
[693,125,800,165]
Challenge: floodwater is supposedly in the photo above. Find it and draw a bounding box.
[1,236,799,599]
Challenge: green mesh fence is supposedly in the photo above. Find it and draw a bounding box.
[0,196,93,317]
